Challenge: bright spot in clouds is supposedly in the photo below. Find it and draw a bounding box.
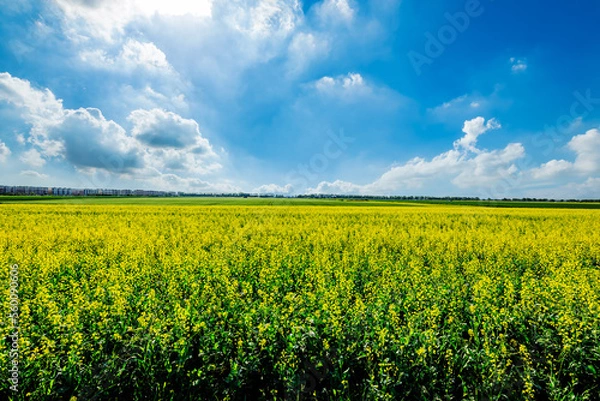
[136,0,213,18]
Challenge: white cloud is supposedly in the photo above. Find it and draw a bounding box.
[52,0,303,71]
[309,117,524,195]
[454,116,501,152]
[127,108,220,175]
[563,177,600,198]
[129,108,212,152]
[286,32,329,76]
[53,0,213,41]
[529,129,600,180]
[0,72,64,132]
[20,170,49,179]
[308,124,600,198]
[253,183,293,194]
[218,0,301,41]
[525,177,600,200]
[438,94,467,110]
[146,173,240,193]
[451,143,524,188]
[568,128,600,173]
[120,40,170,69]
[19,149,46,167]
[314,73,372,100]
[0,141,11,163]
[307,179,361,194]
[0,73,223,185]
[510,57,527,73]
[530,159,572,180]
[119,86,188,112]
[80,39,172,71]
[203,0,304,71]
[50,108,142,173]
[137,0,212,18]
[315,0,356,25]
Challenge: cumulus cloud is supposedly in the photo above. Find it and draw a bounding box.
[119,85,188,112]
[314,0,356,25]
[309,117,525,195]
[19,149,46,167]
[307,179,361,194]
[306,122,600,198]
[510,57,527,73]
[562,177,600,198]
[524,177,600,200]
[49,108,143,173]
[80,39,172,71]
[367,117,512,192]
[0,72,222,185]
[50,0,394,113]
[253,183,293,194]
[568,128,600,173]
[115,39,169,69]
[286,32,329,76]
[128,108,219,176]
[20,170,49,179]
[454,117,501,152]
[52,0,305,82]
[530,159,572,180]
[529,129,600,180]
[53,0,213,41]
[313,73,377,102]
[129,108,212,151]
[451,143,524,188]
[0,72,64,132]
[146,173,240,193]
[0,141,11,163]
[223,0,301,39]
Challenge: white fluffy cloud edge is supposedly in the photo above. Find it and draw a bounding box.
[0,72,237,193]
[1,71,599,198]
[304,117,600,199]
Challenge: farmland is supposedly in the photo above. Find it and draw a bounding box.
[1,203,600,400]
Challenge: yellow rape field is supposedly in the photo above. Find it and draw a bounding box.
[1,204,600,400]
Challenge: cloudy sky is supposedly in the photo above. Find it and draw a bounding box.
[1,0,599,198]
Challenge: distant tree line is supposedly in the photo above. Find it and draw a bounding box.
[1,185,598,202]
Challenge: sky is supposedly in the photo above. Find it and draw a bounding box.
[0,0,599,199]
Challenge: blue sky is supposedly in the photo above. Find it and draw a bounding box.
[1,0,599,198]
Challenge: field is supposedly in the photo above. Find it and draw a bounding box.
[2,196,600,209]
[1,202,600,400]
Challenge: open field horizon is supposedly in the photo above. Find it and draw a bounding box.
[2,196,600,209]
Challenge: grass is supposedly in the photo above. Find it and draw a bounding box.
[0,196,422,207]
[1,196,600,209]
